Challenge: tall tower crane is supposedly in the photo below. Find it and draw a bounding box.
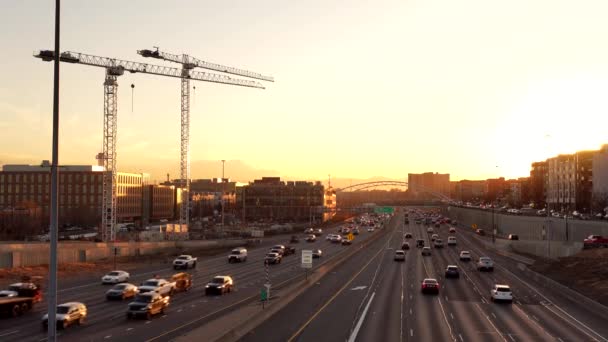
[137,47,274,229]
[35,50,265,241]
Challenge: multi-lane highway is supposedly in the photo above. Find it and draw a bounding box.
[243,210,608,342]
[0,225,384,342]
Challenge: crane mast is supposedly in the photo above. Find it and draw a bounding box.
[34,50,268,241]
[137,47,273,230]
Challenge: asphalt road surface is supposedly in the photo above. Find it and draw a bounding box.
[0,225,383,342]
[242,210,608,342]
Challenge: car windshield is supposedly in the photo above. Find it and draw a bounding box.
[107,272,120,276]
[133,295,153,303]
[177,256,189,259]
[211,278,225,284]
[113,284,127,290]
[142,280,159,287]
[396,251,405,255]
[56,306,70,314]
[267,253,277,257]
[447,266,458,271]
[497,287,511,292]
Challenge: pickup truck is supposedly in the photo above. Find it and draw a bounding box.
[0,282,43,317]
[138,278,176,297]
[583,235,608,249]
[173,255,197,269]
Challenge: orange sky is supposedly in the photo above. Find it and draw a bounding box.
[1,0,607,182]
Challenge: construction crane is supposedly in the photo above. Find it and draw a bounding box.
[137,47,274,229]
[34,50,265,242]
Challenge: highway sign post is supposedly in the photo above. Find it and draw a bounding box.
[302,249,312,279]
[347,233,354,241]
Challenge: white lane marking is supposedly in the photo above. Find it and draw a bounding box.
[410,308,413,315]
[145,321,151,324]
[437,297,457,341]
[450,313,454,320]
[104,336,112,339]
[400,263,404,342]
[512,304,554,340]
[126,328,134,331]
[508,334,516,342]
[532,315,539,321]
[491,312,497,319]
[459,233,608,342]
[445,295,449,302]
[177,309,183,312]
[0,330,19,338]
[410,295,413,300]
[475,303,507,342]
[348,292,376,342]
[481,298,487,304]
[351,286,368,291]
[410,329,414,337]
[557,338,565,342]
[162,315,167,318]
[459,333,464,342]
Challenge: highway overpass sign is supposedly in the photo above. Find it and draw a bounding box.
[374,206,394,214]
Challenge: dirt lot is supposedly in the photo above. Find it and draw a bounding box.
[530,248,608,306]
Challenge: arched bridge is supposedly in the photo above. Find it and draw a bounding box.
[335,181,451,201]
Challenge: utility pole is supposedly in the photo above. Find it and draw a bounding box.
[48,1,61,340]
[221,160,225,228]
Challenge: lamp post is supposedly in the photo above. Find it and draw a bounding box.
[221,160,225,228]
[47,1,61,340]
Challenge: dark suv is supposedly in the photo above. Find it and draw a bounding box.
[416,239,425,248]
[127,293,169,320]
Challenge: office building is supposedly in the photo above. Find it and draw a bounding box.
[408,172,450,197]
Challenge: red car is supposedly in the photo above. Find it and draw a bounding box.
[421,278,440,294]
[583,235,608,249]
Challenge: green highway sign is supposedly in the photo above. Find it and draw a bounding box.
[374,206,394,214]
[261,287,268,301]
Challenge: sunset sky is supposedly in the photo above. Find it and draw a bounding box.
[1,0,607,183]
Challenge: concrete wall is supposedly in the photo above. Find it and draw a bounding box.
[475,236,584,259]
[447,206,608,259]
[0,239,246,268]
[448,207,608,241]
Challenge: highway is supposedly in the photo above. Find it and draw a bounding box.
[243,210,608,342]
[0,225,383,342]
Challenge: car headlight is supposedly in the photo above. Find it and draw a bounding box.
[205,285,210,288]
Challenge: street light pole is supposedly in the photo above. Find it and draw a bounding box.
[222,159,226,230]
[48,1,61,340]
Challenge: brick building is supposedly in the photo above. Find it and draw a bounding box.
[237,177,329,223]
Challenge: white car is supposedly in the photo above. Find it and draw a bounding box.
[477,257,494,272]
[138,278,175,297]
[330,234,342,243]
[42,302,87,330]
[459,251,471,261]
[427,227,434,233]
[491,284,513,302]
[394,250,406,261]
[447,236,457,246]
[101,270,130,284]
[367,227,375,232]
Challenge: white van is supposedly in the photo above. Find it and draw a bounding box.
[228,247,248,263]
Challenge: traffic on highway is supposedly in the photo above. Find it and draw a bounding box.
[243,208,608,342]
[0,214,389,341]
